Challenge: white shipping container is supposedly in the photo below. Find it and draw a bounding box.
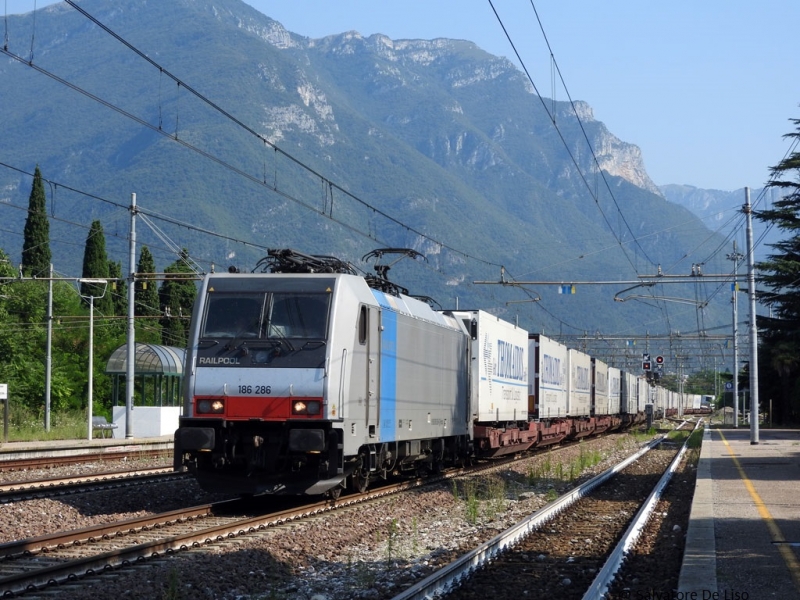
[567,348,592,417]
[451,310,528,422]
[608,367,621,415]
[637,377,649,413]
[655,387,668,413]
[592,359,611,416]
[529,334,568,418]
[621,371,637,414]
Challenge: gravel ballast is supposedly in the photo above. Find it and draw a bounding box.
[6,429,697,600]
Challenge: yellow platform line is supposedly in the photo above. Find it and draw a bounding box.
[718,430,800,592]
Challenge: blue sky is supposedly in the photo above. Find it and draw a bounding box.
[7,1,800,192]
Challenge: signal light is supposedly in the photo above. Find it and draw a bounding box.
[642,361,652,371]
[655,355,664,365]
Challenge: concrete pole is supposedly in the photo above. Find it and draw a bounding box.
[744,187,760,443]
[87,294,94,441]
[44,263,53,431]
[728,241,742,428]
[126,193,137,438]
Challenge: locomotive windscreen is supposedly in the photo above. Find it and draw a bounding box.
[201,291,330,341]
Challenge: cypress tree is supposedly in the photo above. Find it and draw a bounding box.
[135,246,161,342]
[80,220,112,314]
[108,260,128,317]
[159,248,197,347]
[21,166,52,277]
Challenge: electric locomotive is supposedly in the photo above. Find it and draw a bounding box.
[173,249,472,497]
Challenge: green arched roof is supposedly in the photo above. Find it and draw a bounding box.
[105,343,185,375]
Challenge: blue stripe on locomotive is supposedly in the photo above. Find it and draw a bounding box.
[380,309,398,440]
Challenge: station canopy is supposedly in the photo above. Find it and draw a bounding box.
[105,343,185,375]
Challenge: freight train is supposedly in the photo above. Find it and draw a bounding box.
[173,249,698,498]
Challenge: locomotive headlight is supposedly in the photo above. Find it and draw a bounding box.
[197,399,225,414]
[292,400,321,416]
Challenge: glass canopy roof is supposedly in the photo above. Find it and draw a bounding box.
[105,343,185,375]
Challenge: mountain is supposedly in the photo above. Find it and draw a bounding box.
[660,184,783,261]
[0,0,733,354]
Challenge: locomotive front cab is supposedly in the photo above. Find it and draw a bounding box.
[175,275,346,496]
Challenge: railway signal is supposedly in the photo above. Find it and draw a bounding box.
[655,355,664,369]
[642,360,652,371]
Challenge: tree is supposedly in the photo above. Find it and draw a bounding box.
[159,248,197,347]
[0,275,85,414]
[0,247,16,338]
[21,166,52,278]
[753,115,800,424]
[135,246,161,343]
[107,260,128,317]
[80,220,112,315]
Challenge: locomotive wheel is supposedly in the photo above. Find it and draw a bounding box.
[351,450,372,493]
[352,468,370,493]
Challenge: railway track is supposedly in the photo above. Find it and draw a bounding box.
[0,449,172,473]
[0,467,183,503]
[394,422,700,600]
[0,427,691,598]
[0,465,453,597]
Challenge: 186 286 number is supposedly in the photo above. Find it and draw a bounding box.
[238,385,272,394]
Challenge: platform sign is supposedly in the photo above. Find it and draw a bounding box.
[0,384,6,400]
[725,382,733,391]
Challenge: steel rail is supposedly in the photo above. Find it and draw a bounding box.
[0,466,453,596]
[0,467,181,501]
[582,420,701,599]
[0,448,172,471]
[390,434,668,600]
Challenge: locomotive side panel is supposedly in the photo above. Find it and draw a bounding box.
[375,303,469,444]
[328,276,384,456]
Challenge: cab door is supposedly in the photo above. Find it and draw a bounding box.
[366,305,380,439]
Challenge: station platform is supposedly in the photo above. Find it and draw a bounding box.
[0,435,173,463]
[679,427,800,598]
